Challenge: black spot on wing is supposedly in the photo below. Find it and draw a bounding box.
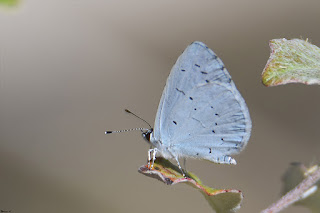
[173,121,177,125]
[195,64,200,68]
[175,88,185,95]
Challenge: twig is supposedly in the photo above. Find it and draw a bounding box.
[261,166,320,213]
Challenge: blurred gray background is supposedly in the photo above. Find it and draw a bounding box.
[1,0,320,212]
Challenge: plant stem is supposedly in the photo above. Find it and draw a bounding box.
[261,167,320,213]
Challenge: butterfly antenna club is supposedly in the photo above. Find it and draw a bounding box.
[124,109,152,129]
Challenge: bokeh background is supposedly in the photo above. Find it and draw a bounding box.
[1,0,320,212]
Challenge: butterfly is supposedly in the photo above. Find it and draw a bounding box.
[107,41,252,176]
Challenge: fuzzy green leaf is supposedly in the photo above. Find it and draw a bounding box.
[262,38,320,86]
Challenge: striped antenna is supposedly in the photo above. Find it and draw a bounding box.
[105,109,152,135]
[105,127,150,135]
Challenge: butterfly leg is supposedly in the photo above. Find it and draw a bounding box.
[147,148,152,168]
[175,157,187,178]
[147,148,158,169]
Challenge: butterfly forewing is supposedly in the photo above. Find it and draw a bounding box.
[153,41,232,140]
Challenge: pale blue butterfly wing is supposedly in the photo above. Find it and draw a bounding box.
[150,41,251,165]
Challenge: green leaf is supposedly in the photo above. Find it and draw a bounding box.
[0,0,19,7]
[138,157,243,213]
[282,163,320,213]
[262,38,320,86]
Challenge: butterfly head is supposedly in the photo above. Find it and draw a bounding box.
[142,128,153,143]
